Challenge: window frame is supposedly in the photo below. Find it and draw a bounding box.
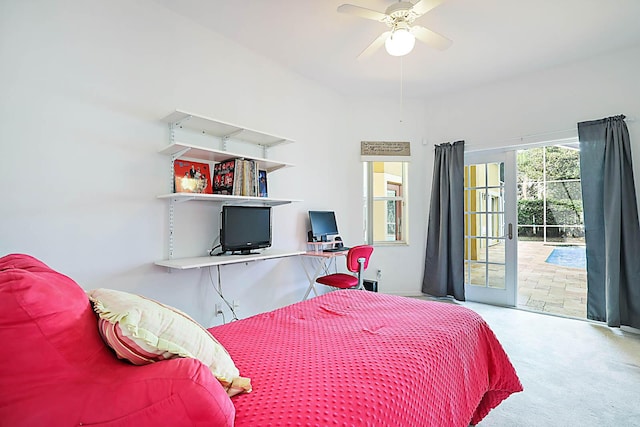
[363,161,409,245]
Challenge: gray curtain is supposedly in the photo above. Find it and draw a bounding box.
[578,115,640,329]
[422,140,465,300]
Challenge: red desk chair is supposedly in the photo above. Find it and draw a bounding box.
[315,245,374,290]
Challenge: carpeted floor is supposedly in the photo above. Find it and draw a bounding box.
[456,301,640,426]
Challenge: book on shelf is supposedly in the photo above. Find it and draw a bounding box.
[258,170,268,197]
[213,158,260,197]
[213,159,238,195]
[173,160,212,194]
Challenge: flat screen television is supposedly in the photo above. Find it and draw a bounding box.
[308,210,339,241]
[221,205,272,255]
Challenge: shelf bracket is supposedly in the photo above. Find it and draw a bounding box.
[172,196,196,203]
[260,140,283,158]
[172,114,193,129]
[221,129,244,151]
[171,147,191,161]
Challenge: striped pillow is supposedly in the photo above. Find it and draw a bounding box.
[87,288,251,397]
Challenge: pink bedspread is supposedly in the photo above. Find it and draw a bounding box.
[210,291,522,426]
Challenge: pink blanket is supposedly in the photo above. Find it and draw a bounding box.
[210,291,522,426]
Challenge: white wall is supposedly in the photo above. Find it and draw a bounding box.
[0,0,352,326]
[422,45,640,153]
[342,96,431,296]
[2,0,639,326]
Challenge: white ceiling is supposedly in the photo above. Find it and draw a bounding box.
[153,0,640,98]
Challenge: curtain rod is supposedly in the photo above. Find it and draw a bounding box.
[464,117,636,153]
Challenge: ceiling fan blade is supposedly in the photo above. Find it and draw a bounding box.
[337,4,387,22]
[412,25,452,50]
[411,0,448,16]
[357,31,391,59]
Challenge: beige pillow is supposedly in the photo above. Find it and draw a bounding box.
[87,288,251,396]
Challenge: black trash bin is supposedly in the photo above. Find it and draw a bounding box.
[363,279,378,292]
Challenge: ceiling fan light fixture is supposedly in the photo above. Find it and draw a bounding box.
[385,27,415,56]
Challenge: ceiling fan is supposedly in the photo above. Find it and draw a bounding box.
[337,0,453,58]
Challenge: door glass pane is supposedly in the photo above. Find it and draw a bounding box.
[465,237,483,261]
[544,146,581,180]
[466,213,482,237]
[517,147,544,182]
[464,161,506,290]
[468,262,486,287]
[464,213,471,237]
[487,239,505,264]
[546,182,583,226]
[518,225,544,239]
[478,211,488,237]
[487,264,506,289]
[489,188,505,213]
[474,164,487,187]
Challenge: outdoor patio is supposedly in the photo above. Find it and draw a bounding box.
[517,241,587,318]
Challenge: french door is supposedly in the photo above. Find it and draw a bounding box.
[464,150,517,306]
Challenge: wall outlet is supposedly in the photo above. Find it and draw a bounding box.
[214,303,223,316]
[232,300,240,309]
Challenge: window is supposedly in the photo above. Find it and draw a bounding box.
[516,145,584,243]
[363,161,408,244]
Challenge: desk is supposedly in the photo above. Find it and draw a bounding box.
[300,250,347,300]
[155,249,305,270]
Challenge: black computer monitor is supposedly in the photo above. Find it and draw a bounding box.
[308,211,339,241]
[221,205,272,255]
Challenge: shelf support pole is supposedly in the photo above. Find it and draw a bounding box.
[168,122,177,260]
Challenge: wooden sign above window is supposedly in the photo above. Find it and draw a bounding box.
[361,141,411,156]
[360,141,411,162]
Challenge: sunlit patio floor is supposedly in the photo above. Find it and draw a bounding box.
[517,241,587,319]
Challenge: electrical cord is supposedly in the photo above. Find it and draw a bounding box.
[208,265,239,322]
[209,233,221,256]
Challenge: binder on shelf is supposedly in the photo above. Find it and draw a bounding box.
[173,160,212,194]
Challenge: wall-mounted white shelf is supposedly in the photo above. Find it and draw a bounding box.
[157,192,301,206]
[155,249,306,270]
[163,110,294,148]
[159,142,292,173]
[159,110,301,262]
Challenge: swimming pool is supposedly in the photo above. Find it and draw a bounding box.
[545,245,586,269]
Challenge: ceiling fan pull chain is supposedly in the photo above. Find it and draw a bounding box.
[399,56,404,123]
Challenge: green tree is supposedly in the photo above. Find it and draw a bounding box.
[517,146,580,182]
[545,146,580,180]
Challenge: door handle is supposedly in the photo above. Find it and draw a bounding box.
[508,223,513,240]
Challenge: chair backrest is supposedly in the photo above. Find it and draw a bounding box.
[346,245,374,274]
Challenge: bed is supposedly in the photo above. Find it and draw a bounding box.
[1,253,521,426]
[211,290,523,426]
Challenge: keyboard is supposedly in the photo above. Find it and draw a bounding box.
[323,247,349,253]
